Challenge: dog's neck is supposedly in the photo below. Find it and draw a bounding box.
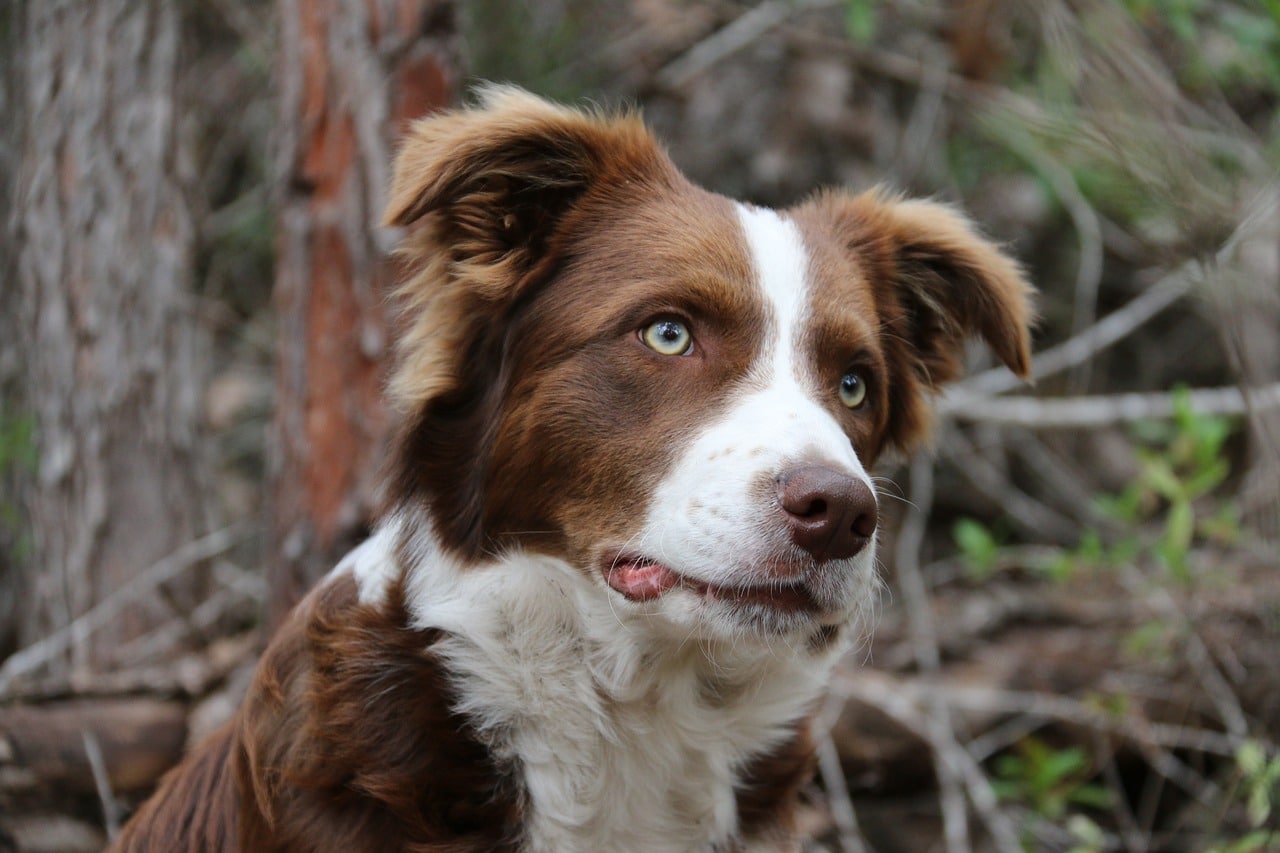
[335,510,842,851]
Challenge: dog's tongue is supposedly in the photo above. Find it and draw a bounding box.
[606,559,680,601]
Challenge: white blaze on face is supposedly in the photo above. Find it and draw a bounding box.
[635,203,874,591]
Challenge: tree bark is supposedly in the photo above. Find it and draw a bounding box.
[269,0,460,628]
[7,1,212,674]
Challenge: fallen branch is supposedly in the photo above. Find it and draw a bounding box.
[831,671,1263,758]
[656,0,835,89]
[0,525,246,695]
[834,658,1023,853]
[82,730,120,840]
[947,270,1194,404]
[0,698,187,796]
[946,382,1280,428]
[815,726,869,853]
[895,458,1024,853]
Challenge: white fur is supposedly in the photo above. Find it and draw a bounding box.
[384,515,833,853]
[331,202,883,851]
[329,524,399,604]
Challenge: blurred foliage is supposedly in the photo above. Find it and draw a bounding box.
[0,412,35,564]
[992,736,1110,822]
[459,0,613,101]
[955,387,1244,586]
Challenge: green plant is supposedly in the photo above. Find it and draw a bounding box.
[953,516,1001,579]
[1095,387,1237,581]
[1204,741,1280,852]
[0,410,36,562]
[1065,814,1106,853]
[843,0,878,43]
[1237,741,1280,830]
[992,737,1111,820]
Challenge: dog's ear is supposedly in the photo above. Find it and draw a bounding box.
[383,88,673,554]
[803,189,1035,453]
[384,85,665,297]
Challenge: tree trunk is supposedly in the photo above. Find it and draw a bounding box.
[270,0,460,628]
[6,1,212,675]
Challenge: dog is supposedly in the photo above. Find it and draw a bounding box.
[113,86,1033,852]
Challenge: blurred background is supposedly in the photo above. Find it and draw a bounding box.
[1,1,1278,850]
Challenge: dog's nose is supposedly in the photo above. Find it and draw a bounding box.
[776,465,878,562]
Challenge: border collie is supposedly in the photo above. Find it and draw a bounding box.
[114,86,1033,852]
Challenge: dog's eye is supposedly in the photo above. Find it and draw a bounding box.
[838,371,867,409]
[641,319,693,356]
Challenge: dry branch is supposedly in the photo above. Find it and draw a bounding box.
[0,526,245,696]
[894,458,1024,853]
[656,0,835,89]
[946,382,1280,428]
[0,698,187,797]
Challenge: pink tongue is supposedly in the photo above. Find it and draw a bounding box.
[608,560,679,601]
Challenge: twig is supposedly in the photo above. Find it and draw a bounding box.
[82,729,120,840]
[945,269,1193,404]
[835,663,1023,852]
[656,0,833,89]
[831,674,1260,758]
[0,525,246,695]
[941,429,1079,543]
[996,124,1105,362]
[835,671,1227,823]
[895,459,967,850]
[944,185,1280,404]
[1006,429,1116,528]
[895,54,949,186]
[113,580,257,671]
[9,631,258,702]
[946,382,1280,428]
[816,728,868,853]
[1129,578,1249,739]
[110,559,263,668]
[1095,729,1149,853]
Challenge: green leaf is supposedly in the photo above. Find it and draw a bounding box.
[1238,741,1266,776]
[1123,620,1169,659]
[1142,456,1184,502]
[1040,552,1076,583]
[1164,499,1195,554]
[1185,457,1230,498]
[1247,780,1271,827]
[1040,746,1088,784]
[954,517,998,578]
[1068,783,1113,809]
[844,0,877,43]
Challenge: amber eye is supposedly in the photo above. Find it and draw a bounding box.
[641,319,693,356]
[838,371,867,409]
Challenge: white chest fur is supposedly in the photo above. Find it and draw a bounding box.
[342,522,841,852]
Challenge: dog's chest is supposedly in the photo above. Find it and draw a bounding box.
[410,557,826,852]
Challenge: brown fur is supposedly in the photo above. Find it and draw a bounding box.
[113,576,522,852]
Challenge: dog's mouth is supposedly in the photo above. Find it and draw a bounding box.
[601,554,820,613]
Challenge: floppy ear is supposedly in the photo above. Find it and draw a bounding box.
[804,189,1035,453]
[383,85,671,408]
[384,84,666,300]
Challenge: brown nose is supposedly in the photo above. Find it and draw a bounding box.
[776,465,878,562]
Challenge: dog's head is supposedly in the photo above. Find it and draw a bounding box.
[384,86,1033,641]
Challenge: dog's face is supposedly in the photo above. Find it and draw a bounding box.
[384,87,1032,641]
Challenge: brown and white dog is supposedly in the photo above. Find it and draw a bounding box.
[114,87,1033,852]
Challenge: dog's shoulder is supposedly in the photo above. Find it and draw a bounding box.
[245,571,525,850]
[114,570,525,852]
